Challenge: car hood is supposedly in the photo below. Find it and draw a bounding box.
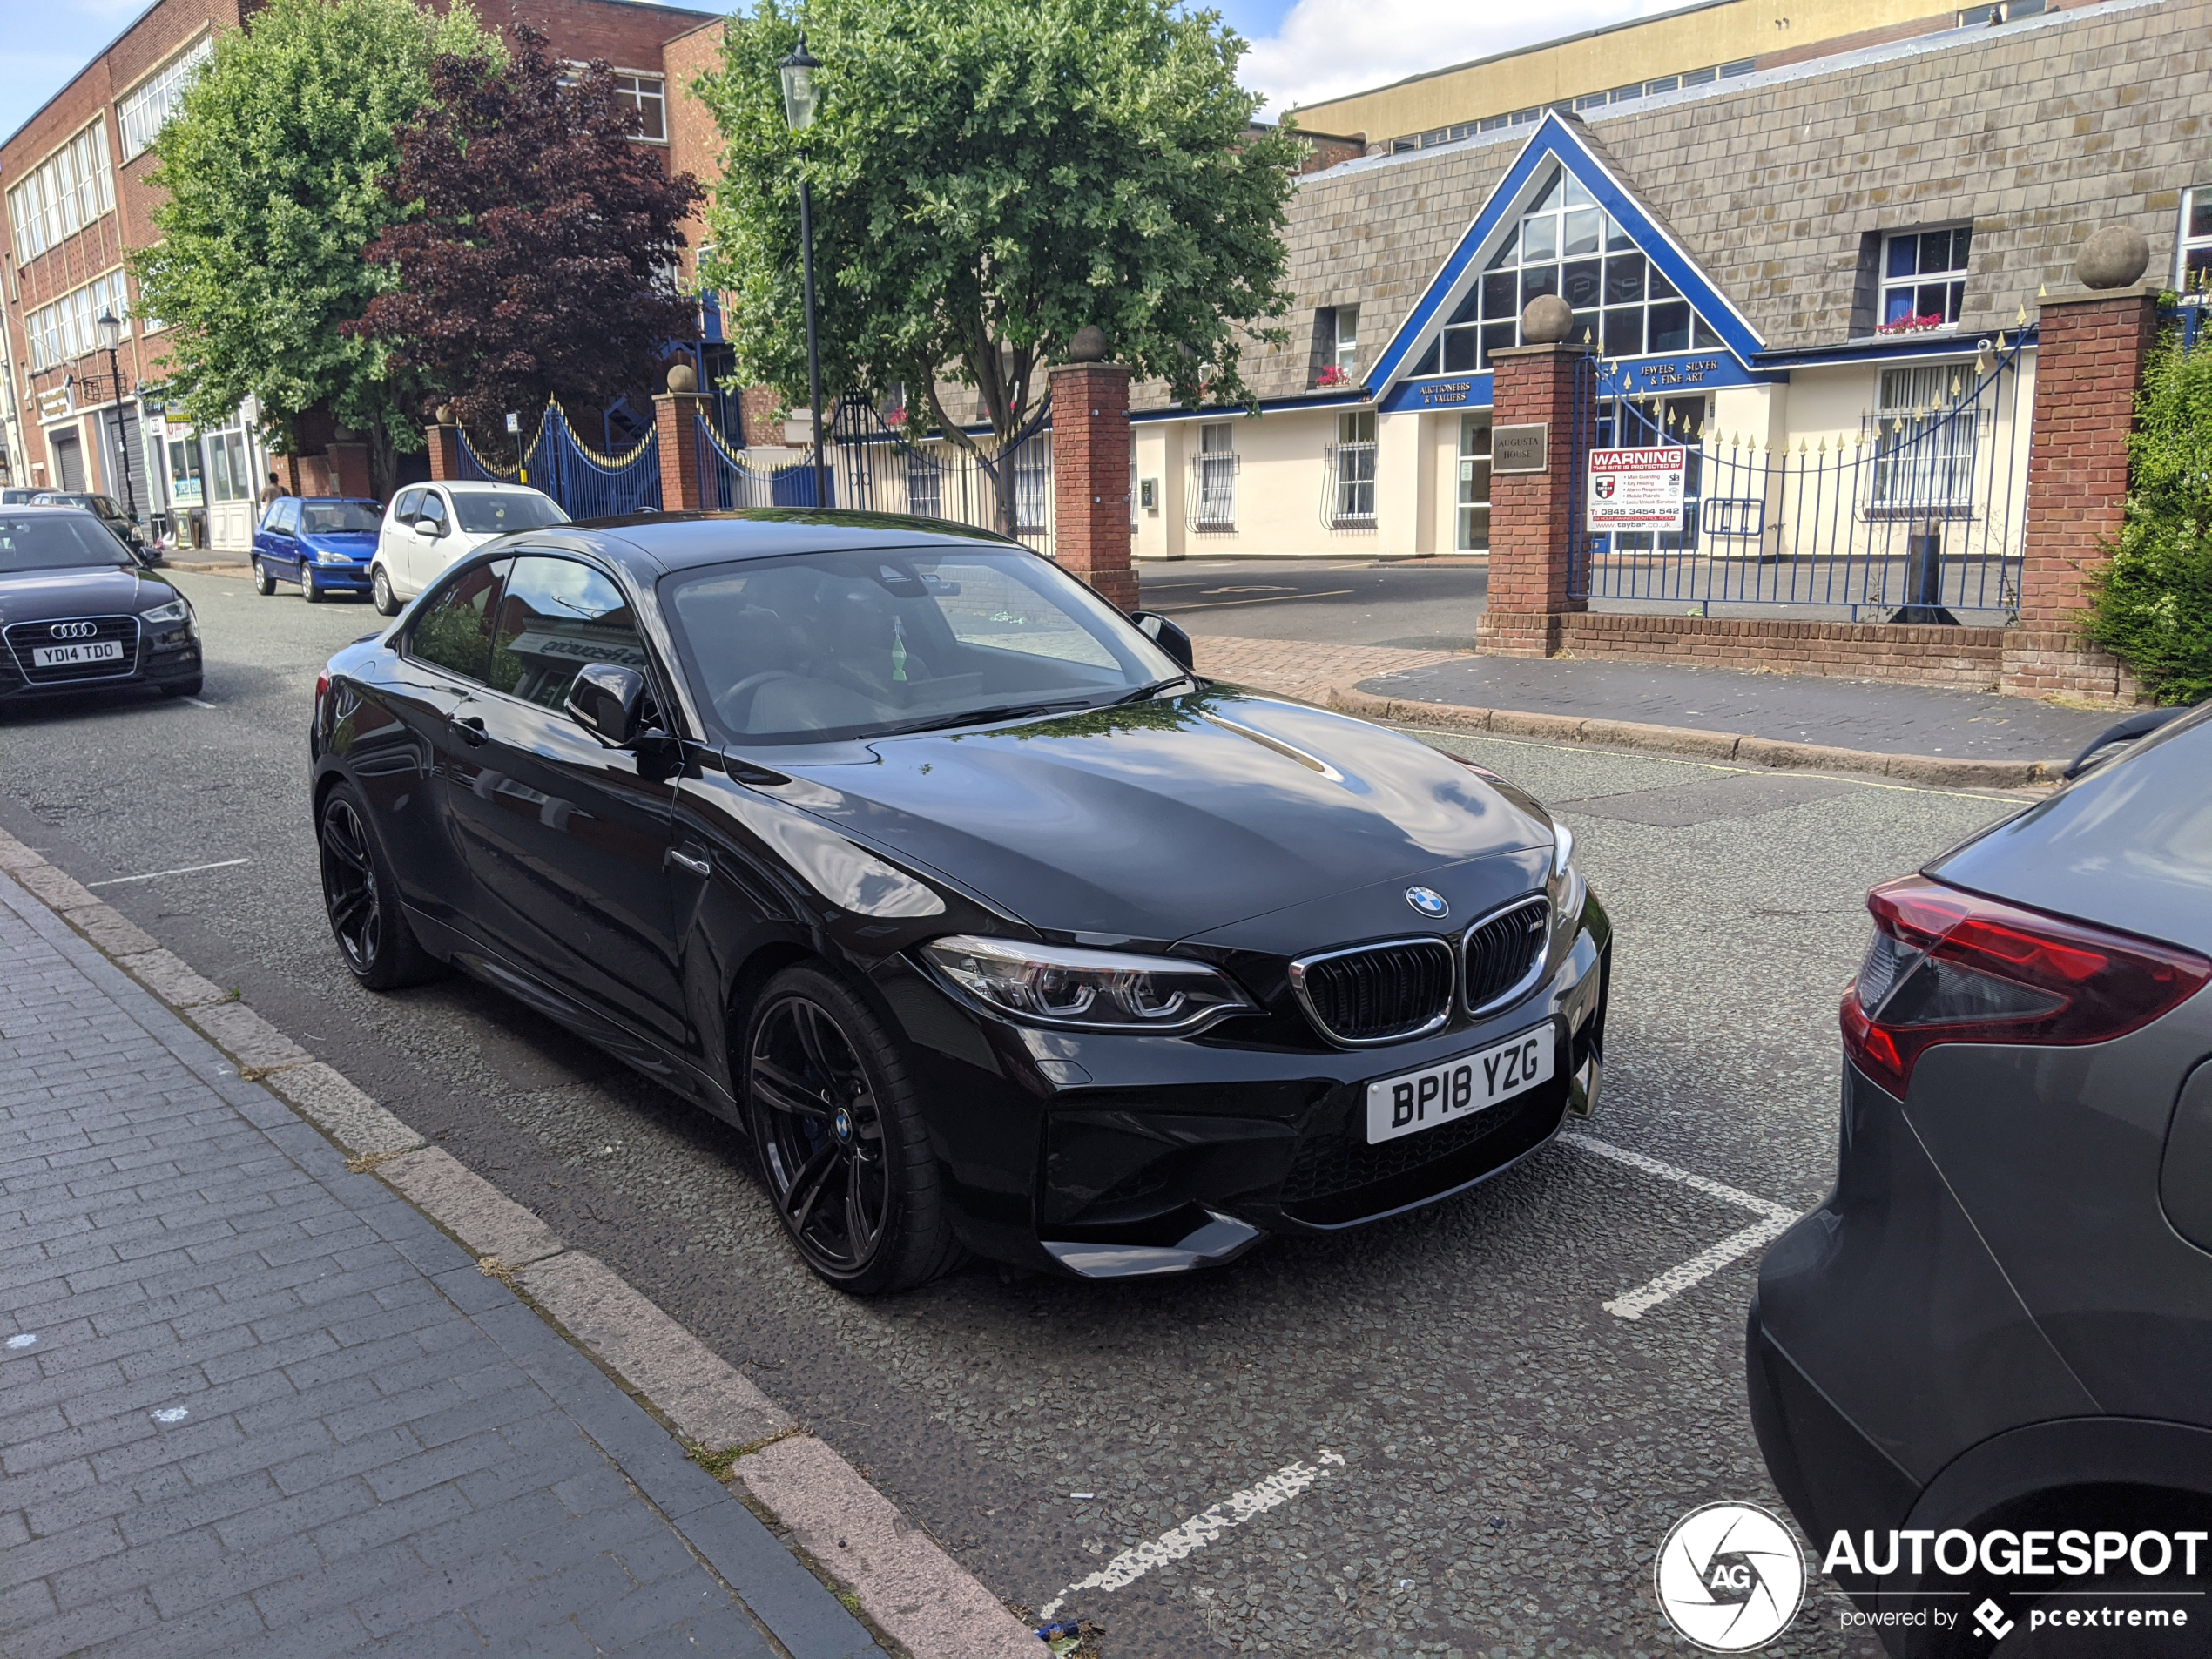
[0,565,175,624]
[745,689,1554,942]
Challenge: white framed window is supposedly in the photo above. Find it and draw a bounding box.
[2178,187,2212,298]
[1870,364,1976,514]
[1325,409,1376,526]
[118,36,213,160]
[1880,226,1971,331]
[612,73,666,141]
[24,269,131,373]
[6,119,116,264]
[1190,421,1237,530]
[1317,304,1359,385]
[1457,415,1492,550]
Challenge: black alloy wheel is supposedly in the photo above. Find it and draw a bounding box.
[253,559,275,597]
[317,785,438,989]
[744,966,961,1294]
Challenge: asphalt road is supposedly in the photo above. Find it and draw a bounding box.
[0,572,2029,1657]
[1138,557,1490,648]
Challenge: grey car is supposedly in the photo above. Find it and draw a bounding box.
[1748,705,2211,1656]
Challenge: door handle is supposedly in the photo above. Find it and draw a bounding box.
[668,847,711,878]
[449,713,487,747]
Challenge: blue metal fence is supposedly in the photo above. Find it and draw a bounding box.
[830,398,1054,556]
[692,415,830,509]
[455,401,661,518]
[1568,333,2033,620]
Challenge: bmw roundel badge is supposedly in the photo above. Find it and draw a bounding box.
[1405,886,1449,919]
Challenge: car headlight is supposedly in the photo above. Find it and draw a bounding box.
[1547,819,1586,927]
[918,935,1257,1034]
[141,599,190,625]
[316,547,351,564]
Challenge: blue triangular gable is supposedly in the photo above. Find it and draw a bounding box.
[1370,112,1767,397]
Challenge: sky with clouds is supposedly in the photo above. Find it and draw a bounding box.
[0,0,1660,152]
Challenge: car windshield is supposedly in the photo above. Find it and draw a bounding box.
[34,493,96,511]
[662,545,1186,745]
[301,502,382,535]
[453,492,566,534]
[0,515,135,572]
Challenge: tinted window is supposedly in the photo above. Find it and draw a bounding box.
[266,499,300,535]
[453,491,566,534]
[0,514,135,572]
[662,546,1181,743]
[391,488,423,525]
[301,502,381,535]
[420,494,450,535]
[484,556,651,708]
[408,559,509,682]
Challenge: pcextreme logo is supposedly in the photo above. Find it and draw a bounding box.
[1656,1502,1807,1651]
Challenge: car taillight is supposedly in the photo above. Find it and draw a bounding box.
[314,671,330,723]
[1840,874,2210,1098]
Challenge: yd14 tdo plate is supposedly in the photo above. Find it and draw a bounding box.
[32,642,123,667]
[1365,1024,1554,1145]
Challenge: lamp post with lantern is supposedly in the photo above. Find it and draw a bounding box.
[94,309,141,535]
[779,36,829,510]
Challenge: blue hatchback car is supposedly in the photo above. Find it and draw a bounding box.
[252,497,382,602]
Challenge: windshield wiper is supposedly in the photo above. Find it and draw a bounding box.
[1102,674,1196,707]
[871,698,1094,738]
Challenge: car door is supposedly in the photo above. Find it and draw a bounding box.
[441,551,686,1055]
[408,490,455,590]
[258,498,301,576]
[378,556,512,929]
[382,489,422,590]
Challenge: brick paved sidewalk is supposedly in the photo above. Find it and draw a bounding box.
[0,870,886,1659]
[1190,634,1459,702]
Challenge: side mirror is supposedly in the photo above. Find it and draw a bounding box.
[567,663,649,747]
[1129,609,1195,673]
[413,520,438,540]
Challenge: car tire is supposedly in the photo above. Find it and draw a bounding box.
[301,564,323,604]
[371,565,401,617]
[742,965,965,1296]
[317,784,441,990]
[253,559,275,597]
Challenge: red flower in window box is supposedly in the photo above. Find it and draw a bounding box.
[885,406,907,427]
[1877,312,1948,336]
[1314,364,1347,388]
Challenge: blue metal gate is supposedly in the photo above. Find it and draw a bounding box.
[1567,334,2032,620]
[455,401,661,519]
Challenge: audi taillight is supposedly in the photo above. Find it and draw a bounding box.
[1840,874,2210,1098]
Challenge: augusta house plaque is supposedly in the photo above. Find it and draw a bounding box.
[1492,423,1548,474]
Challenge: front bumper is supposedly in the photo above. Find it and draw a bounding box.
[304,561,371,591]
[886,900,1612,1278]
[0,618,201,701]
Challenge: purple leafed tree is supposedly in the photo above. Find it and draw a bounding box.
[349,24,704,454]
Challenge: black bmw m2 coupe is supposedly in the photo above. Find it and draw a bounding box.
[310,511,1609,1292]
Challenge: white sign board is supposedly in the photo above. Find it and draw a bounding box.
[1586,445,1687,533]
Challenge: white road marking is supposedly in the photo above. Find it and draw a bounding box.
[1561,1133,1802,1321]
[1163,589,1358,612]
[87,858,251,887]
[181,697,217,710]
[1038,1450,1345,1620]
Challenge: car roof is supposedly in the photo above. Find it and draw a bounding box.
[293,496,381,506]
[574,509,1027,574]
[435,481,547,495]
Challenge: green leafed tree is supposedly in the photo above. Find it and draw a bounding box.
[2081,324,2212,704]
[693,0,1302,464]
[130,0,500,498]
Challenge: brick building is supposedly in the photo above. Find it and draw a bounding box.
[0,0,716,552]
[1128,0,2211,614]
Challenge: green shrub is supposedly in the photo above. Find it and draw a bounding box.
[2081,321,2212,704]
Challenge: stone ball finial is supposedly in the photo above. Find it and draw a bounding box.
[1068,325,1110,362]
[2076,224,2150,291]
[665,362,698,394]
[1521,294,1575,345]
[435,404,455,427]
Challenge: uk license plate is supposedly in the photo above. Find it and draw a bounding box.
[31,641,122,667]
[1364,1024,1554,1145]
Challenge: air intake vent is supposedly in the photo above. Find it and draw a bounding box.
[1291,939,1455,1046]
[1463,896,1550,1013]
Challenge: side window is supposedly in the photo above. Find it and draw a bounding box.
[484,556,653,709]
[408,559,509,683]
[391,488,422,527]
[419,493,450,537]
[266,499,300,536]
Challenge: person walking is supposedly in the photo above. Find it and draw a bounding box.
[260,470,285,507]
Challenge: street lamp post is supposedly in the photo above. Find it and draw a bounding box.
[779,36,828,511]
[95,310,140,534]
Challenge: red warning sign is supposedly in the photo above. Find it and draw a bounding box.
[1586,446,1687,533]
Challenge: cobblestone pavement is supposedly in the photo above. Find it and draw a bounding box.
[0,576,2038,1656]
[0,865,884,1659]
[1190,634,1461,702]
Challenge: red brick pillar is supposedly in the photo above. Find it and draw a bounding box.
[655,392,711,513]
[2000,284,2158,702]
[424,424,461,482]
[1477,341,1587,657]
[1048,354,1137,610]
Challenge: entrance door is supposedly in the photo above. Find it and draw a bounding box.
[51,430,84,490]
[1457,415,1492,550]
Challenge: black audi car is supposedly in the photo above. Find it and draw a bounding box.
[0,506,201,703]
[309,512,1609,1292]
